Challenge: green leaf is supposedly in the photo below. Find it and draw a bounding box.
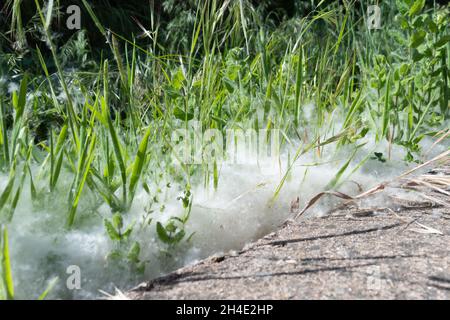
[410,30,426,48]
[425,18,438,33]
[80,0,106,35]
[121,225,134,240]
[106,113,127,204]
[120,220,135,241]
[45,0,54,30]
[408,0,425,17]
[106,250,122,261]
[27,164,37,202]
[38,277,58,300]
[51,149,64,191]
[112,213,123,230]
[156,222,172,244]
[111,34,128,88]
[129,128,151,199]
[127,242,140,263]
[173,107,194,121]
[67,135,96,228]
[186,232,196,242]
[399,63,410,76]
[222,77,235,93]
[165,221,177,233]
[325,151,355,190]
[54,124,68,154]
[372,152,387,163]
[396,0,413,15]
[171,68,185,90]
[173,230,186,243]
[0,273,6,300]
[0,176,14,213]
[434,35,450,49]
[382,73,392,138]
[412,49,424,62]
[13,74,28,121]
[412,16,424,28]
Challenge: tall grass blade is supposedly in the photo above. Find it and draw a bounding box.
[2,227,14,300]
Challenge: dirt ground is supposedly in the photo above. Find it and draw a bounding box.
[126,163,450,300]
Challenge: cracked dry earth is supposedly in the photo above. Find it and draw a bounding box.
[127,164,450,300]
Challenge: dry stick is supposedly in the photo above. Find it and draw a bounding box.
[387,194,435,208]
[418,175,450,186]
[293,184,386,220]
[384,208,443,235]
[409,221,444,235]
[397,150,450,179]
[385,208,422,234]
[424,129,450,157]
[294,150,450,220]
[416,192,450,208]
[293,191,354,220]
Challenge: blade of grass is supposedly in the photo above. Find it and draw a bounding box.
[2,227,14,300]
[128,127,151,202]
